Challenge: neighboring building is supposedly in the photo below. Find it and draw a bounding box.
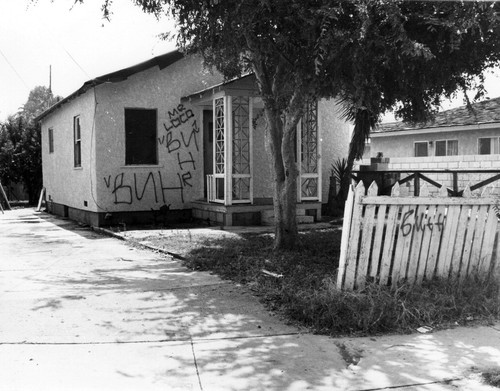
[359,97,500,195]
[370,97,500,159]
[37,50,351,227]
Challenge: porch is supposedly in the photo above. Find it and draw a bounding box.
[183,74,322,227]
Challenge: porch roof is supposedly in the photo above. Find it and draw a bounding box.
[181,73,259,105]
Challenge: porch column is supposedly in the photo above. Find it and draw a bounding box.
[298,100,320,201]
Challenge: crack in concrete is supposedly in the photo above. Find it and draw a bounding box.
[190,334,204,391]
[0,332,303,346]
[356,377,462,391]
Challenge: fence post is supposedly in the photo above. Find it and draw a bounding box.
[338,181,365,290]
[452,172,459,196]
[337,184,355,288]
[414,172,420,196]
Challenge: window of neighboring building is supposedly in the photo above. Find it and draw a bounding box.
[414,141,428,157]
[435,139,458,156]
[73,116,81,167]
[478,137,499,155]
[48,128,54,154]
[125,108,158,165]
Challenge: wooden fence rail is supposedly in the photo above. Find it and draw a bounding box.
[337,181,500,290]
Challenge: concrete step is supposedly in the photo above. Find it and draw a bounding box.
[297,215,314,224]
[261,211,315,226]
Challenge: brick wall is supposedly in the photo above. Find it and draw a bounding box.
[355,155,500,196]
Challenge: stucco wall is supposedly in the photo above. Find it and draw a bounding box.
[93,56,223,212]
[319,99,352,202]
[41,91,97,212]
[252,109,274,199]
[370,127,500,158]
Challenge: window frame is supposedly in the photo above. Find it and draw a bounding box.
[434,139,458,157]
[48,127,54,154]
[73,116,81,167]
[414,141,429,157]
[124,108,158,166]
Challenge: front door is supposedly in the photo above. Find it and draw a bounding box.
[203,109,214,199]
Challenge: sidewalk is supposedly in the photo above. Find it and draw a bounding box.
[1,209,499,390]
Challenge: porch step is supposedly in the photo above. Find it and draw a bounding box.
[261,209,314,226]
[297,215,315,224]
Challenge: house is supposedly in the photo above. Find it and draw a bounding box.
[359,97,500,195]
[37,50,352,227]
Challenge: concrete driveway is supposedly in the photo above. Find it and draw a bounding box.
[1,208,500,391]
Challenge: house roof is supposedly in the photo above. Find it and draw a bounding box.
[181,73,257,104]
[375,96,500,134]
[36,49,184,122]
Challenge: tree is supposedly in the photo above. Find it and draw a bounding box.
[80,0,500,250]
[0,86,58,204]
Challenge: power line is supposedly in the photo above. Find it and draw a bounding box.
[0,47,29,89]
[59,44,91,80]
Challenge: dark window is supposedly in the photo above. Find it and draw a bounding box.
[125,108,157,165]
[478,137,497,155]
[435,140,458,156]
[73,116,81,167]
[435,140,446,156]
[414,142,428,157]
[48,128,54,153]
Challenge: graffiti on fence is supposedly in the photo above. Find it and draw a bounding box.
[400,209,445,237]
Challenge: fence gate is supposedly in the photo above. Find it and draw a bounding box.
[337,181,500,290]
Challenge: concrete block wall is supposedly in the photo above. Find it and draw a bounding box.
[355,155,500,196]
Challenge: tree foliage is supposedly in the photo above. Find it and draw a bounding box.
[0,86,58,204]
[83,0,500,249]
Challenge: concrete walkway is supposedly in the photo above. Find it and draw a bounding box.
[1,209,500,390]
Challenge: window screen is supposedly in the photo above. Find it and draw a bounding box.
[414,142,428,157]
[125,109,157,165]
[436,140,458,156]
[478,137,497,155]
[435,140,446,156]
[48,128,54,153]
[74,116,81,167]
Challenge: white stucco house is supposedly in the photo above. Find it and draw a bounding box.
[37,50,351,227]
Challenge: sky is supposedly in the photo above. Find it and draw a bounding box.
[0,0,176,121]
[1,0,500,123]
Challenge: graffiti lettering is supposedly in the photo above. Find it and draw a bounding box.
[180,120,200,152]
[134,172,158,202]
[112,173,132,205]
[177,152,196,171]
[401,209,445,237]
[164,104,195,132]
[181,171,193,188]
[158,171,185,204]
[103,171,188,205]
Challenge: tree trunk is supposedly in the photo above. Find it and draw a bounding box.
[248,50,305,250]
[264,106,301,251]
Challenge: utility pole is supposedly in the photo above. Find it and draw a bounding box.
[49,65,52,93]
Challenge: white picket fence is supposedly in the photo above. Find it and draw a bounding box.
[337,181,500,290]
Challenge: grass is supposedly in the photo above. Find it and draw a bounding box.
[481,368,500,388]
[146,227,500,336]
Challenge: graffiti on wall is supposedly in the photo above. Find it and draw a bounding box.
[103,103,200,206]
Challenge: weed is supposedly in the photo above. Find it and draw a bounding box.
[481,368,500,387]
